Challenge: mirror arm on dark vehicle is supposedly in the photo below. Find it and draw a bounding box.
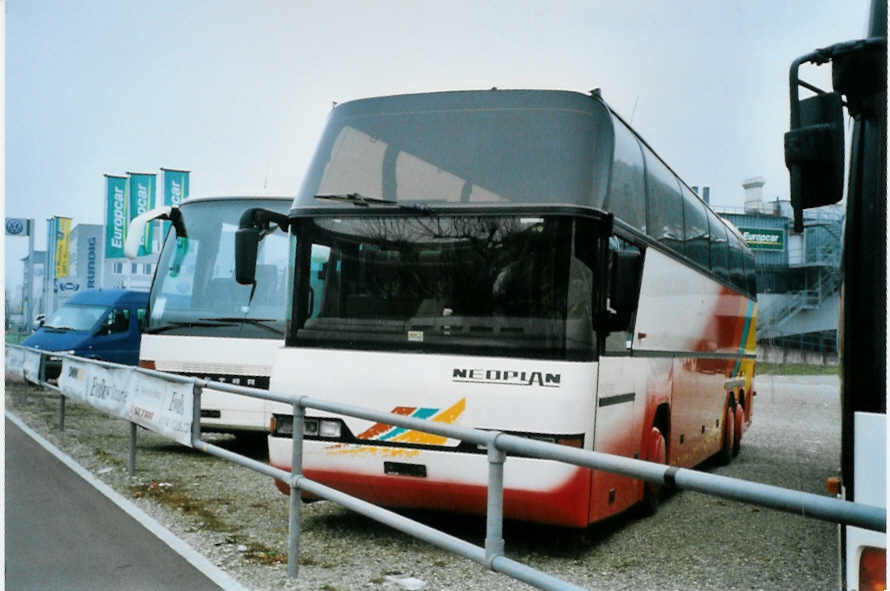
[785,36,887,233]
[235,208,290,285]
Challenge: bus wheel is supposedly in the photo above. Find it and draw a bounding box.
[719,402,735,465]
[733,403,744,456]
[640,426,667,516]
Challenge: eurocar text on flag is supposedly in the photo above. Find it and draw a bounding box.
[161,168,189,237]
[127,172,156,256]
[104,174,128,258]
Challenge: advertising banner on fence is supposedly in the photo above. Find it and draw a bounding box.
[5,347,25,379]
[127,371,194,446]
[22,349,42,384]
[54,217,73,277]
[58,356,195,447]
[105,175,128,259]
[161,168,189,238]
[127,172,156,256]
[58,358,130,417]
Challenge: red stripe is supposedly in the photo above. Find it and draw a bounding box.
[272,464,593,527]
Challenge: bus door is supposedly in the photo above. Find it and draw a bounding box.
[590,236,647,519]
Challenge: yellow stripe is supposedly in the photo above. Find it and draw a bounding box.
[391,398,466,445]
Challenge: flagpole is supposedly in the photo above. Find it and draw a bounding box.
[25,218,34,328]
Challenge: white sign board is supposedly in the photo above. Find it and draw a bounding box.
[22,350,43,384]
[5,347,25,379]
[127,372,194,447]
[58,357,194,447]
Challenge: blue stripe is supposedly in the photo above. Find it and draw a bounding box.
[379,407,438,440]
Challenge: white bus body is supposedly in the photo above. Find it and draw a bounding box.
[133,195,291,433]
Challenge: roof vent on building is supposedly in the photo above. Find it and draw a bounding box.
[743,177,766,213]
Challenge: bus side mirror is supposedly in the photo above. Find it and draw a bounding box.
[607,250,642,331]
[234,207,290,286]
[235,226,260,285]
[785,89,845,233]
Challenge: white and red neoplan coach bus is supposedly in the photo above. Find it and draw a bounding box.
[238,89,758,526]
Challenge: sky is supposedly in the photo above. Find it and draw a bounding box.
[3,0,870,295]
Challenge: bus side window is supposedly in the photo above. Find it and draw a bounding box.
[604,237,643,353]
[644,152,685,252]
[137,307,148,331]
[708,215,729,281]
[682,187,710,269]
[728,234,746,292]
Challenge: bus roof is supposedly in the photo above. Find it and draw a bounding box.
[180,195,294,205]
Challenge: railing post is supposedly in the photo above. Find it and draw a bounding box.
[485,439,506,567]
[191,383,203,447]
[59,395,66,431]
[128,421,137,477]
[288,400,304,578]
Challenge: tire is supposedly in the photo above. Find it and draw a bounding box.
[718,402,734,466]
[639,426,667,516]
[732,403,744,456]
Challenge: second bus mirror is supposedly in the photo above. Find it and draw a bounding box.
[607,249,642,331]
[235,227,259,285]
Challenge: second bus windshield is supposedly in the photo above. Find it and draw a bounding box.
[149,199,290,338]
[291,214,600,360]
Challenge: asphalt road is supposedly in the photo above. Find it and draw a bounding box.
[4,417,225,591]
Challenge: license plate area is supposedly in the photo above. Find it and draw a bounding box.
[384,461,427,478]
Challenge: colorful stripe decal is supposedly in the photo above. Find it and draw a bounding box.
[732,300,756,377]
[355,398,467,446]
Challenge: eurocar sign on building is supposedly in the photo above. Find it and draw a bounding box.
[738,227,785,251]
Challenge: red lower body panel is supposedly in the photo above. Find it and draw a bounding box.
[272,464,594,527]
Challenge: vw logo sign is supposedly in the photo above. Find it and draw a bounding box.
[6,219,26,236]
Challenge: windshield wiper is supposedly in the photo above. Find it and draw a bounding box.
[43,325,75,332]
[198,317,284,335]
[314,193,436,215]
[147,320,238,334]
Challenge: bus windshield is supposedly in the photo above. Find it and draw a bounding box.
[149,199,290,338]
[294,91,612,208]
[289,214,601,360]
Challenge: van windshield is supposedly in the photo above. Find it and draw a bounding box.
[44,304,107,331]
[289,213,600,360]
[148,199,290,338]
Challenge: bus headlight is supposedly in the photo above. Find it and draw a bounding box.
[270,415,342,439]
[319,419,342,439]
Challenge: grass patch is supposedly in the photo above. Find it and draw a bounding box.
[128,480,228,532]
[241,541,287,566]
[757,362,839,376]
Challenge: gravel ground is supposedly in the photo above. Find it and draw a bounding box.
[5,374,841,591]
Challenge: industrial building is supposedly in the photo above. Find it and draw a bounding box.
[714,177,842,361]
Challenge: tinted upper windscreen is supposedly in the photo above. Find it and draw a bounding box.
[290,214,600,360]
[295,91,612,207]
[148,199,290,338]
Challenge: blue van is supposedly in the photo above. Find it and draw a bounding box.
[23,289,149,377]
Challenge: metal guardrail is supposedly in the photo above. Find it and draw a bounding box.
[5,344,886,591]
